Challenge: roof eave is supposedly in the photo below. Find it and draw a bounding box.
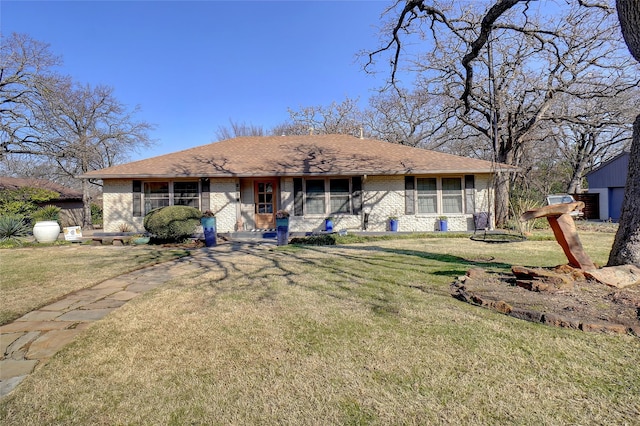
[81,167,509,180]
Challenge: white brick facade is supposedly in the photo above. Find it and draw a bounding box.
[208,178,238,232]
[103,179,143,232]
[101,174,494,234]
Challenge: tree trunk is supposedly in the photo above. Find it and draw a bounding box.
[608,0,640,266]
[494,171,510,228]
[81,178,93,229]
[567,160,587,194]
[617,0,640,62]
[608,115,640,266]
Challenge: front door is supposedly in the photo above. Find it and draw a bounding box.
[255,180,276,229]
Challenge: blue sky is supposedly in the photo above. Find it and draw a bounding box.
[2,0,392,161]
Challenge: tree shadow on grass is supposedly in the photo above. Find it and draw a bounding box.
[172,242,518,319]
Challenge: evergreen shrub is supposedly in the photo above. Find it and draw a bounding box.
[143,205,202,242]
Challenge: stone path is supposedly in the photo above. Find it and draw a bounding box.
[0,246,242,398]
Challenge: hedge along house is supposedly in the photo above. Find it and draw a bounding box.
[80,134,511,234]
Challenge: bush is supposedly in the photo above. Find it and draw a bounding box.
[290,234,338,246]
[143,206,202,242]
[0,215,30,244]
[32,205,61,223]
[0,187,59,217]
[91,204,103,226]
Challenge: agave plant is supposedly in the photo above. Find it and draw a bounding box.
[0,214,30,243]
[32,205,61,223]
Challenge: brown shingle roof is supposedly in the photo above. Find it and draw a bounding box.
[81,135,511,179]
[0,177,82,200]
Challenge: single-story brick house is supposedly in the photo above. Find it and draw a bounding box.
[81,134,510,234]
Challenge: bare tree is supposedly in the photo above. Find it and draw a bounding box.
[0,33,66,157]
[214,119,265,141]
[557,120,632,194]
[367,0,638,228]
[37,81,154,227]
[274,98,366,137]
[366,0,640,265]
[365,87,452,148]
[2,33,155,227]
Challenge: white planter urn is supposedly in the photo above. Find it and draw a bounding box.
[33,221,61,243]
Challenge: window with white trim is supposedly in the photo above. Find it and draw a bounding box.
[417,178,437,214]
[406,176,465,215]
[442,178,463,214]
[294,177,360,216]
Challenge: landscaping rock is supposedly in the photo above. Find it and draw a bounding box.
[580,322,628,334]
[451,267,640,338]
[512,266,574,291]
[542,313,581,330]
[584,265,640,288]
[509,308,544,323]
[466,268,486,279]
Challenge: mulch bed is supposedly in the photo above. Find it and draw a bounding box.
[451,265,640,338]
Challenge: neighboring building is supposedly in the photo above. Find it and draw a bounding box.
[81,135,512,234]
[586,152,629,222]
[0,176,84,227]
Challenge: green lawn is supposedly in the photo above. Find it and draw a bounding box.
[1,232,638,424]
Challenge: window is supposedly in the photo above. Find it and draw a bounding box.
[417,178,437,214]
[305,179,325,215]
[140,181,200,215]
[174,182,199,207]
[406,176,467,215]
[442,178,463,214]
[256,182,274,214]
[294,177,360,216]
[144,182,170,214]
[330,179,350,214]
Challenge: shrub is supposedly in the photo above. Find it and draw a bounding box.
[0,187,59,217]
[32,205,61,223]
[143,206,202,242]
[0,214,30,244]
[290,234,338,246]
[118,222,133,233]
[91,203,103,226]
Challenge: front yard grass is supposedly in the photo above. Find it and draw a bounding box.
[0,245,190,325]
[1,232,639,424]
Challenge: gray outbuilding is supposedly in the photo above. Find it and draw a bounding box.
[586,152,629,221]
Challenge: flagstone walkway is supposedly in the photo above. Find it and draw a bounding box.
[0,244,263,398]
